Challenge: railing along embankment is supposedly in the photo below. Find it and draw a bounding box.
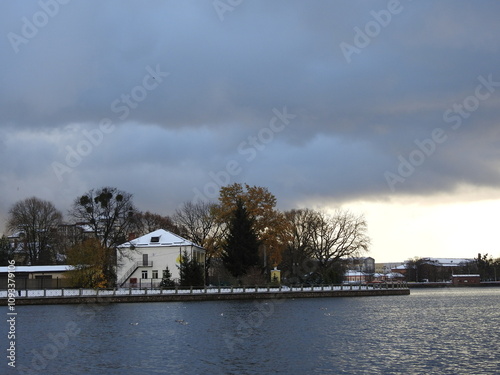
[0,283,410,305]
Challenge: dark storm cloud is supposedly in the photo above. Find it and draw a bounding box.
[1,0,500,231]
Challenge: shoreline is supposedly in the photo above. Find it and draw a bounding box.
[1,288,410,306]
[408,281,500,288]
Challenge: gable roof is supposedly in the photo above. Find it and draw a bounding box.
[117,229,202,249]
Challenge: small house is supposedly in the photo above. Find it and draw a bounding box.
[116,229,205,288]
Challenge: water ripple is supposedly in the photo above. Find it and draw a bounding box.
[4,288,499,374]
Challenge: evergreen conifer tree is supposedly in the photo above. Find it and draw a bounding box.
[178,250,204,286]
[222,199,260,278]
[160,266,175,287]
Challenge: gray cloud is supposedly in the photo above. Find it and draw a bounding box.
[1,0,500,232]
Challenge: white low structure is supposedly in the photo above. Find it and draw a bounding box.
[0,265,73,278]
[116,229,205,287]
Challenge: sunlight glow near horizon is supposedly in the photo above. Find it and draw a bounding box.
[342,196,500,264]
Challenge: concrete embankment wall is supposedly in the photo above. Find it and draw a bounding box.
[1,289,409,306]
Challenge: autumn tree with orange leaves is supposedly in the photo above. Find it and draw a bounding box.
[215,183,291,270]
[66,238,110,288]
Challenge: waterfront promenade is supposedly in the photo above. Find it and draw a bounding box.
[0,283,409,305]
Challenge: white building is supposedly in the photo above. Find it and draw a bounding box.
[116,229,205,287]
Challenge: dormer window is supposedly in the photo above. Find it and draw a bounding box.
[150,236,160,243]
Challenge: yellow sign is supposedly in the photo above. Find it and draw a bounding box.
[270,269,281,283]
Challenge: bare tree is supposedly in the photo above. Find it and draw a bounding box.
[174,201,223,281]
[282,208,317,278]
[7,197,63,265]
[133,211,180,236]
[308,209,370,278]
[69,187,137,284]
[69,187,137,249]
[174,202,220,246]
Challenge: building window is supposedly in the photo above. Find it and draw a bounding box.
[152,270,158,279]
[193,250,204,264]
[150,236,160,243]
[142,270,148,279]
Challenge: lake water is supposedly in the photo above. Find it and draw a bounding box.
[3,288,499,375]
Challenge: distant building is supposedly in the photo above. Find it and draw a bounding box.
[0,265,73,289]
[6,231,27,264]
[393,258,475,282]
[372,272,405,283]
[7,223,96,265]
[375,262,404,274]
[344,270,368,284]
[344,267,405,284]
[388,272,405,281]
[116,229,205,288]
[451,274,481,286]
[57,223,95,243]
[391,264,409,275]
[425,258,473,268]
[347,257,375,274]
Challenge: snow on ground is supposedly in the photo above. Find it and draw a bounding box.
[0,284,406,298]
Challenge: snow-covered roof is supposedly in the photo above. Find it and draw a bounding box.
[372,272,405,278]
[117,229,202,249]
[398,258,473,268]
[0,265,73,273]
[76,224,94,233]
[8,231,25,239]
[392,264,407,270]
[348,257,374,261]
[386,272,405,278]
[423,258,473,267]
[345,270,366,277]
[452,274,480,278]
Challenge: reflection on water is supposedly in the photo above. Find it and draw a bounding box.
[3,288,499,374]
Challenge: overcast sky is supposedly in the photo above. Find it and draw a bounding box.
[1,0,500,262]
